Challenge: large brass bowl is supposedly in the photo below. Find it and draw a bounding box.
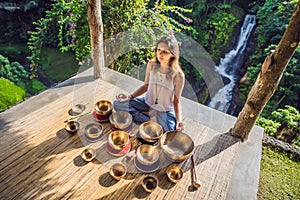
[94,100,113,116]
[109,163,127,180]
[136,145,159,166]
[65,121,80,134]
[139,121,163,143]
[166,165,183,183]
[159,130,194,162]
[108,130,130,150]
[109,111,132,130]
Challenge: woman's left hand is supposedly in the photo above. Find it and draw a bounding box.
[176,122,184,131]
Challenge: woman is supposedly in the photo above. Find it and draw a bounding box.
[114,36,185,131]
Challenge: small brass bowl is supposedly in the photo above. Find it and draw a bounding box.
[109,163,127,180]
[94,100,113,116]
[139,121,163,143]
[65,121,80,134]
[84,123,103,140]
[136,145,159,166]
[108,130,130,150]
[166,165,183,183]
[81,148,96,162]
[109,111,132,130]
[142,176,158,193]
[159,130,194,162]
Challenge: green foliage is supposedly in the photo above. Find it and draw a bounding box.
[0,78,26,112]
[203,10,239,58]
[0,53,46,95]
[256,116,281,136]
[258,146,300,200]
[27,0,193,74]
[256,105,300,148]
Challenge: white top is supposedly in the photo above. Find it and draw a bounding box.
[145,70,174,112]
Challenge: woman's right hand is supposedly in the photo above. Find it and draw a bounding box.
[116,93,131,102]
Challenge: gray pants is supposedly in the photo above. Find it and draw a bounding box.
[113,97,176,131]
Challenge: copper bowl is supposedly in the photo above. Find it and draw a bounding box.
[142,176,158,193]
[109,111,132,130]
[159,130,194,162]
[166,165,183,183]
[108,130,130,150]
[94,100,113,116]
[136,145,159,166]
[81,148,96,162]
[139,121,163,143]
[109,163,127,180]
[65,121,80,134]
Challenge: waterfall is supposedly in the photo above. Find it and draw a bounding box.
[208,14,256,113]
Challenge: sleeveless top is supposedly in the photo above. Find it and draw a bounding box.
[145,70,174,112]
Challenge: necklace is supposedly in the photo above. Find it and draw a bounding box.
[155,73,164,104]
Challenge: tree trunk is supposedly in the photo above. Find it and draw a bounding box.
[87,0,104,79]
[231,1,300,140]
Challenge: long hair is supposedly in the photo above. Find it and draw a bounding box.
[151,36,181,80]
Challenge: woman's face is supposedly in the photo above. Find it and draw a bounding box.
[156,42,174,65]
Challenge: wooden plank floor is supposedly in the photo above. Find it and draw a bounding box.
[0,76,242,200]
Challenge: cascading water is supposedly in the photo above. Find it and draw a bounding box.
[208,14,256,114]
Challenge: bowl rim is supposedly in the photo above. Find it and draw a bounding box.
[139,121,163,142]
[94,100,113,115]
[108,130,130,150]
[109,111,132,129]
[109,162,127,180]
[81,148,96,162]
[136,144,159,166]
[65,120,80,134]
[142,175,158,192]
[166,164,183,182]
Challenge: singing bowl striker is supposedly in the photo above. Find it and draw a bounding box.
[65,121,80,134]
[109,163,127,180]
[94,100,113,116]
[139,121,163,143]
[166,165,183,183]
[136,145,159,166]
[159,131,194,162]
[109,111,132,130]
[108,130,130,150]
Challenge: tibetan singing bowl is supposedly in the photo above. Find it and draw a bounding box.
[166,165,183,183]
[84,123,103,139]
[159,130,194,162]
[142,176,158,193]
[109,111,132,130]
[136,145,159,166]
[94,100,113,116]
[108,130,130,150]
[81,148,96,162]
[139,121,163,143]
[109,163,127,180]
[65,121,80,134]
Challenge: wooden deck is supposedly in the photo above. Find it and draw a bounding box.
[0,68,263,200]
